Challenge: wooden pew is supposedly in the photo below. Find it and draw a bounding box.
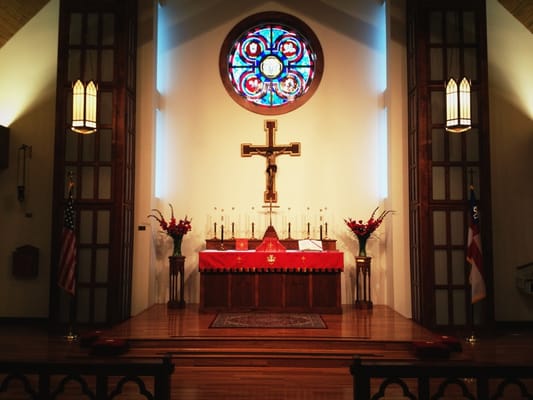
[0,356,174,400]
[350,356,533,399]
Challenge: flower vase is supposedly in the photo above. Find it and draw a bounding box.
[357,235,369,257]
[172,235,183,257]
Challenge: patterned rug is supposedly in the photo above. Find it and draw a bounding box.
[209,312,327,329]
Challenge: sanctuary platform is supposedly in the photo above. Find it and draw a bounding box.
[100,303,440,367]
[0,304,441,370]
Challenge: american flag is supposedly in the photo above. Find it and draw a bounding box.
[58,184,77,296]
[466,185,486,303]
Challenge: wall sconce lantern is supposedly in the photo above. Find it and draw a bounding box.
[445,77,471,133]
[71,79,98,134]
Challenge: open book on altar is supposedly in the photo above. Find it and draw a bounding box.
[298,239,323,251]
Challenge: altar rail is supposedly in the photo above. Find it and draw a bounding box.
[0,356,174,400]
[350,357,533,399]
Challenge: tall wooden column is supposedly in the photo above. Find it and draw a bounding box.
[50,0,137,327]
[407,0,493,329]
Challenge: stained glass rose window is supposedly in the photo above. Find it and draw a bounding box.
[220,12,324,115]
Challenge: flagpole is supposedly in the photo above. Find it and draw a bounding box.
[466,302,477,344]
[65,294,78,342]
[465,171,485,344]
[466,169,476,343]
[60,172,79,342]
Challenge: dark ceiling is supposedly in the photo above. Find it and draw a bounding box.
[0,0,50,49]
[498,0,533,33]
[0,0,531,49]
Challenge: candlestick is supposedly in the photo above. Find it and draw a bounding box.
[325,222,328,239]
[307,222,310,239]
[213,222,217,239]
[320,225,323,241]
[251,222,255,239]
[231,222,235,239]
[219,224,225,250]
[288,222,291,239]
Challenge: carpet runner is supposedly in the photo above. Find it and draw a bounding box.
[210,312,327,329]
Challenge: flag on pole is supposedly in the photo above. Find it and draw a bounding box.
[466,185,486,303]
[58,183,77,296]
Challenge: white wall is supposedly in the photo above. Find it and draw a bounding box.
[0,0,59,317]
[387,0,410,316]
[134,0,412,312]
[131,0,159,316]
[487,0,533,321]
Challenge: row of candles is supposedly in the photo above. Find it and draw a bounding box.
[207,206,331,241]
[211,221,329,241]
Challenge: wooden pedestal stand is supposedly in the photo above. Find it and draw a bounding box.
[355,256,372,309]
[168,255,186,308]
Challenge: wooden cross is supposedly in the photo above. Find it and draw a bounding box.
[241,120,301,203]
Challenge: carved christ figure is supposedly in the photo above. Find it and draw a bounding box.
[265,150,279,194]
[241,120,301,203]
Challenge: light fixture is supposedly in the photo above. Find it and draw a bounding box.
[445,77,471,133]
[71,79,97,134]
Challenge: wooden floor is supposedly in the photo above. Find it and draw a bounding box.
[1,304,533,399]
[109,303,435,342]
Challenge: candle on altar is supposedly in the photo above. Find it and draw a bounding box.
[320,225,323,241]
[231,207,235,235]
[214,222,217,239]
[221,225,224,242]
[307,222,310,238]
[251,222,255,239]
[288,222,291,238]
[325,222,328,239]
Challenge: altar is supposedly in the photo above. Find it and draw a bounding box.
[198,236,344,314]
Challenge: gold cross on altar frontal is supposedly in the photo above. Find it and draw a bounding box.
[241,120,301,204]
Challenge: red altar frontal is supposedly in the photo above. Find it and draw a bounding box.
[199,238,344,314]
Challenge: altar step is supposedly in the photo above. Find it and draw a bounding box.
[104,304,436,368]
[125,336,418,368]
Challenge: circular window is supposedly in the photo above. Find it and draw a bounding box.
[219,12,324,115]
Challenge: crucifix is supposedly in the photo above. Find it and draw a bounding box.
[241,120,301,204]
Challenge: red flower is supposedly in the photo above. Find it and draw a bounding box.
[345,207,392,239]
[148,204,192,239]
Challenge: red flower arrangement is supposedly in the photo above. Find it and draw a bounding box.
[345,207,392,257]
[148,204,191,256]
